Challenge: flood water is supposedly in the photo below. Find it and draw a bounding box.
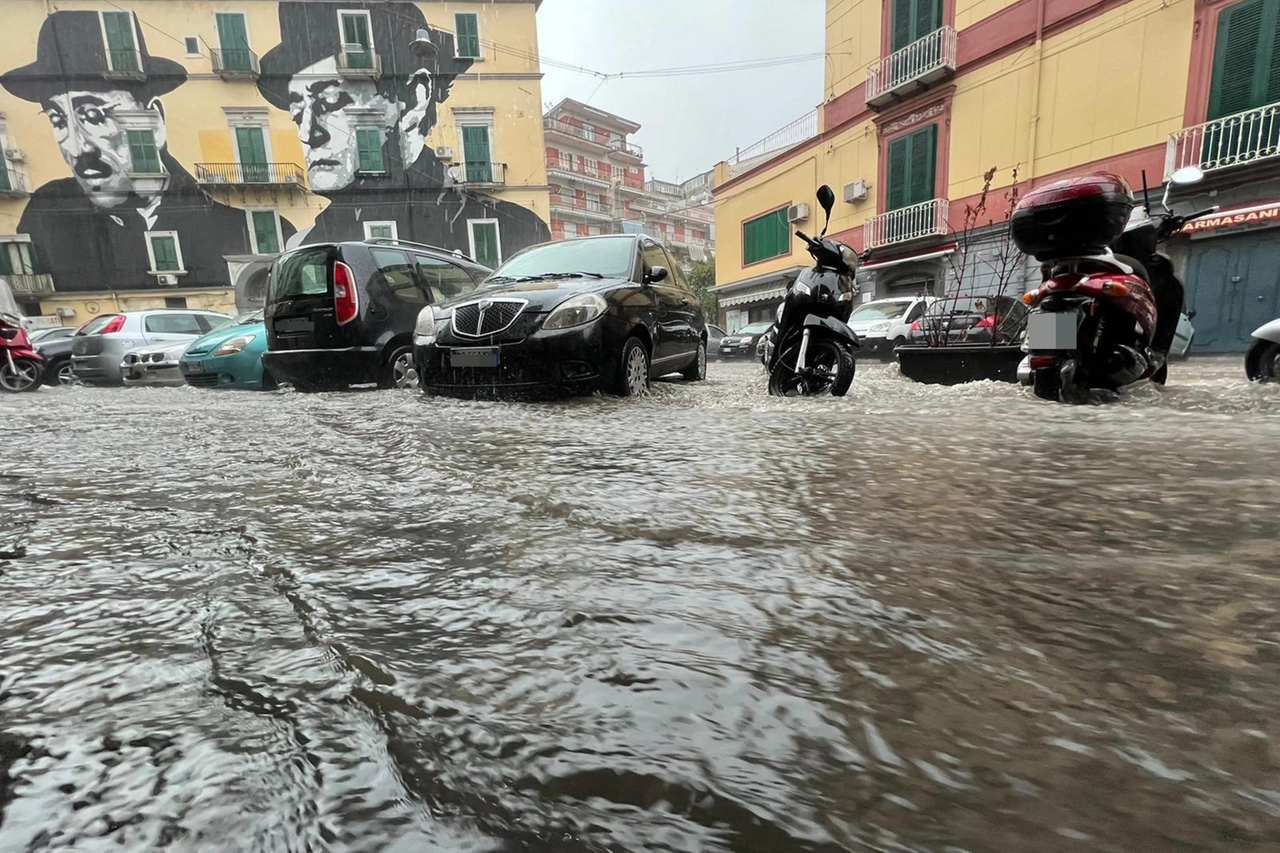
[3,357,1280,852]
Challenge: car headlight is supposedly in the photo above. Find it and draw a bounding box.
[415,306,437,337]
[213,335,256,357]
[869,322,890,333]
[544,293,607,330]
[791,281,812,296]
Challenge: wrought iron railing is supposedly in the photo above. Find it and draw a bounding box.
[547,159,610,181]
[3,273,54,294]
[609,138,644,159]
[337,49,381,75]
[194,162,306,185]
[549,195,612,217]
[543,118,610,146]
[726,110,819,178]
[866,198,950,249]
[212,48,260,76]
[0,168,29,194]
[1165,101,1280,179]
[866,27,957,105]
[459,161,506,185]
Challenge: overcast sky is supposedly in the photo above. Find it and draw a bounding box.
[536,0,826,182]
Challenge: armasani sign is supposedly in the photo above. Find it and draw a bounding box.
[1183,201,1280,234]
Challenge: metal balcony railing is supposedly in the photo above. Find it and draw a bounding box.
[1165,101,1280,179]
[459,161,506,185]
[337,49,381,76]
[212,47,261,77]
[194,162,306,186]
[547,159,611,182]
[866,198,950,249]
[866,27,957,107]
[3,273,54,294]
[0,168,30,196]
[609,138,644,160]
[549,195,613,220]
[543,118,610,147]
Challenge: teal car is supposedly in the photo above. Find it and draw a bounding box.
[179,310,274,390]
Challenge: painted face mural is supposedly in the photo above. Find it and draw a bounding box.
[42,90,166,208]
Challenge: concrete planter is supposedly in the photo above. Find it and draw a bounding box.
[897,344,1025,385]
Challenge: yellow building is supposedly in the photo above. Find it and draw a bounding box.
[713,0,1280,352]
[0,0,550,327]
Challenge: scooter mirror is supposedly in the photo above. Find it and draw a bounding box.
[816,185,835,216]
[1170,166,1205,186]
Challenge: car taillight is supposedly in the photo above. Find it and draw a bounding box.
[975,315,1001,329]
[102,315,126,335]
[334,262,358,325]
[910,321,920,330]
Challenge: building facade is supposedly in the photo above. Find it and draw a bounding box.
[712,0,1280,351]
[0,0,550,327]
[544,99,714,268]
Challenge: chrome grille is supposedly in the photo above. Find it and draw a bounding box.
[452,299,526,338]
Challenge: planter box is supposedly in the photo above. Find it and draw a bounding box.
[897,344,1025,385]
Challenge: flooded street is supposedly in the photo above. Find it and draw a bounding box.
[3,358,1280,852]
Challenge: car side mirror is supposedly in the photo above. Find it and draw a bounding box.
[645,266,669,284]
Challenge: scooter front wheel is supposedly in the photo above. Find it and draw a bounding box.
[768,338,855,397]
[1245,339,1280,382]
[0,358,44,393]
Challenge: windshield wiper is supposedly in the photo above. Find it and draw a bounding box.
[518,271,605,281]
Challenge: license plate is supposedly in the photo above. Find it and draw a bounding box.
[276,317,314,334]
[1028,311,1078,350]
[184,361,204,374]
[450,347,500,368]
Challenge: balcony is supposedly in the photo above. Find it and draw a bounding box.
[1165,101,1280,180]
[549,195,614,223]
[543,118,609,149]
[194,162,306,187]
[866,27,957,109]
[211,48,261,80]
[865,198,950,249]
[104,48,144,81]
[3,273,54,295]
[547,159,612,188]
[458,161,507,187]
[0,168,30,198]
[608,138,644,161]
[337,49,381,79]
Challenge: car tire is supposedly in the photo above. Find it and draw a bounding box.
[260,368,278,391]
[613,336,650,397]
[1245,339,1280,382]
[379,346,419,390]
[43,357,75,388]
[891,336,907,361]
[682,340,707,382]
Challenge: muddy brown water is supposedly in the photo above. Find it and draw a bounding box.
[2,358,1279,852]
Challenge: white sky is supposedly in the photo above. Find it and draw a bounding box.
[536,0,826,182]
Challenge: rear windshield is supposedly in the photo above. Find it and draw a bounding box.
[270,247,332,301]
[80,314,121,335]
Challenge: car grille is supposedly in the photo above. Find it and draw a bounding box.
[184,374,219,388]
[452,299,526,338]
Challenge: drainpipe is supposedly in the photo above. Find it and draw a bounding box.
[1026,0,1047,187]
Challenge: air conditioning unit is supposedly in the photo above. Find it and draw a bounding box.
[435,146,454,161]
[843,179,868,203]
[55,306,76,318]
[787,203,810,223]
[4,148,24,162]
[158,274,178,286]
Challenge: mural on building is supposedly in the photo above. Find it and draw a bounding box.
[256,1,548,258]
[0,11,290,292]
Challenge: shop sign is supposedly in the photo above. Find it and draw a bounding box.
[1184,201,1280,233]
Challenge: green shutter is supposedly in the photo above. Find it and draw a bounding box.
[472,222,500,268]
[369,224,394,239]
[887,135,910,211]
[1208,0,1280,120]
[252,211,279,254]
[0,165,9,192]
[216,13,251,71]
[907,124,938,206]
[0,245,12,276]
[743,208,788,266]
[151,236,179,271]
[891,0,914,52]
[341,13,372,68]
[236,127,268,182]
[892,0,942,51]
[456,13,481,59]
[127,130,160,174]
[462,126,492,182]
[102,12,137,71]
[356,128,384,172]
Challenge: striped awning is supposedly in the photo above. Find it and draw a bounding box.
[713,265,804,307]
[719,284,787,307]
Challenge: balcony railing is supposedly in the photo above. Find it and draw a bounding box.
[866,198,950,249]
[194,162,306,186]
[866,27,957,108]
[547,159,611,183]
[3,273,54,295]
[212,47,261,79]
[0,168,30,197]
[608,138,644,160]
[1165,101,1280,179]
[543,118,610,147]
[337,49,381,77]
[459,161,506,186]
[549,195,613,220]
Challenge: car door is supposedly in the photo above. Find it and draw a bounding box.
[642,241,683,365]
[143,312,205,345]
[662,247,701,358]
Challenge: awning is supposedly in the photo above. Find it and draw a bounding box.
[719,283,788,307]
[713,265,804,307]
[862,244,956,270]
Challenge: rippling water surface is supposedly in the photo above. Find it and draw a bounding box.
[3,358,1280,852]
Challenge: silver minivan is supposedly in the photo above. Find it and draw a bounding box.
[71,310,232,385]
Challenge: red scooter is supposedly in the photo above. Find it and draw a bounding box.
[0,312,44,392]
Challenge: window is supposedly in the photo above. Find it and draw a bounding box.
[145,313,204,335]
[184,37,200,56]
[364,221,398,240]
[164,297,188,309]
[415,255,480,302]
[584,157,599,177]
[0,242,35,276]
[642,242,668,279]
[1208,0,1280,119]
[271,247,332,300]
[127,130,161,174]
[356,128,385,173]
[891,0,942,52]
[455,12,481,59]
[468,220,501,269]
[215,13,252,71]
[101,11,138,72]
[20,301,41,317]
[583,124,596,142]
[338,10,374,69]
[249,210,281,254]
[886,124,938,211]
[235,126,269,182]
[461,125,492,182]
[742,208,789,266]
[370,248,427,307]
[146,232,184,273]
[197,314,233,333]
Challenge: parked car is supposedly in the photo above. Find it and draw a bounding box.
[263,239,490,391]
[35,332,76,387]
[180,310,273,390]
[29,327,75,346]
[845,296,934,359]
[706,323,727,359]
[121,340,193,387]
[718,321,774,359]
[71,310,233,386]
[415,234,707,397]
[907,295,1028,346]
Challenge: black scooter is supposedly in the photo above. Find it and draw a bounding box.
[766,185,867,397]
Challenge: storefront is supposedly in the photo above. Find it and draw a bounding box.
[714,265,803,332]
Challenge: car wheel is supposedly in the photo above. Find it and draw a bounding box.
[614,336,650,397]
[682,340,707,381]
[379,346,419,390]
[43,357,75,387]
[1246,339,1280,382]
[891,336,907,361]
[260,368,278,391]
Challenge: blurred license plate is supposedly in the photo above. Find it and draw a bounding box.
[276,317,313,334]
[1028,311,1078,350]
[184,361,204,374]
[450,347,500,368]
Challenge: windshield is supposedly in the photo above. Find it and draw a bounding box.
[849,301,912,322]
[486,237,635,283]
[271,247,332,301]
[737,322,773,335]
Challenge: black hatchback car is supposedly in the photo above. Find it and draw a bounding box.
[414,235,708,397]
[263,240,491,391]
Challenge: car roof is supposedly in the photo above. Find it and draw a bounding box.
[286,239,493,271]
[115,309,228,316]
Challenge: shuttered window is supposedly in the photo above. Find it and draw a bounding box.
[102,12,138,72]
[455,13,481,59]
[470,221,501,269]
[1208,0,1280,120]
[251,211,279,254]
[891,0,943,52]
[148,234,181,272]
[886,124,938,211]
[127,130,160,174]
[742,208,789,266]
[356,128,384,173]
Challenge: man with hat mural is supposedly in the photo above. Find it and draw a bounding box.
[1,11,291,293]
[256,1,548,259]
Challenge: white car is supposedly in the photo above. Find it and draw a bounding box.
[121,339,197,387]
[71,309,232,385]
[846,296,935,359]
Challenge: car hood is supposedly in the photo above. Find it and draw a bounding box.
[185,322,266,356]
[443,278,631,314]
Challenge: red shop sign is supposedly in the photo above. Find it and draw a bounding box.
[1183,201,1280,233]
